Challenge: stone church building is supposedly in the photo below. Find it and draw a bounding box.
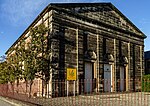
[6,3,146,96]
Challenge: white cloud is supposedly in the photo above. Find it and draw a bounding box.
[0,32,4,34]
[0,31,4,37]
[139,18,150,24]
[1,0,50,26]
[0,0,102,26]
[91,0,104,3]
[0,0,84,26]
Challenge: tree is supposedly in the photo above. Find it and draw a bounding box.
[0,24,50,97]
[0,61,9,84]
[31,24,49,96]
[23,23,49,97]
[0,56,16,84]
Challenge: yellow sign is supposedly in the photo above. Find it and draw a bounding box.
[67,68,77,80]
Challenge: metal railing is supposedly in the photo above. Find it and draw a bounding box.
[0,79,149,106]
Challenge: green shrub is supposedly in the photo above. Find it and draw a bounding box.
[142,75,150,92]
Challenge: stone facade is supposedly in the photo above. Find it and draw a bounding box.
[6,3,146,96]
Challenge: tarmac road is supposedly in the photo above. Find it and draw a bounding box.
[0,96,28,106]
[0,98,15,106]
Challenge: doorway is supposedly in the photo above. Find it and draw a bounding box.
[84,62,93,93]
[104,64,112,92]
[120,66,125,91]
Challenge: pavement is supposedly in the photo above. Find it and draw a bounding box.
[35,92,150,106]
[0,96,29,106]
[0,92,150,106]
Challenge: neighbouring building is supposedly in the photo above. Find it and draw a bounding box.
[5,3,146,96]
[144,51,150,75]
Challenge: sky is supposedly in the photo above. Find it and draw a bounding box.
[0,0,150,56]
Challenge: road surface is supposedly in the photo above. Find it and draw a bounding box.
[0,98,16,106]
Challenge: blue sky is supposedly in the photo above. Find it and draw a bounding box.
[0,0,150,56]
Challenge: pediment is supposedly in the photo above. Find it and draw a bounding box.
[77,5,143,36]
[53,3,145,37]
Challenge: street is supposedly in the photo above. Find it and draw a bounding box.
[0,98,15,106]
[0,96,28,106]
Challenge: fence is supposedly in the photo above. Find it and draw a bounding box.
[0,79,150,106]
